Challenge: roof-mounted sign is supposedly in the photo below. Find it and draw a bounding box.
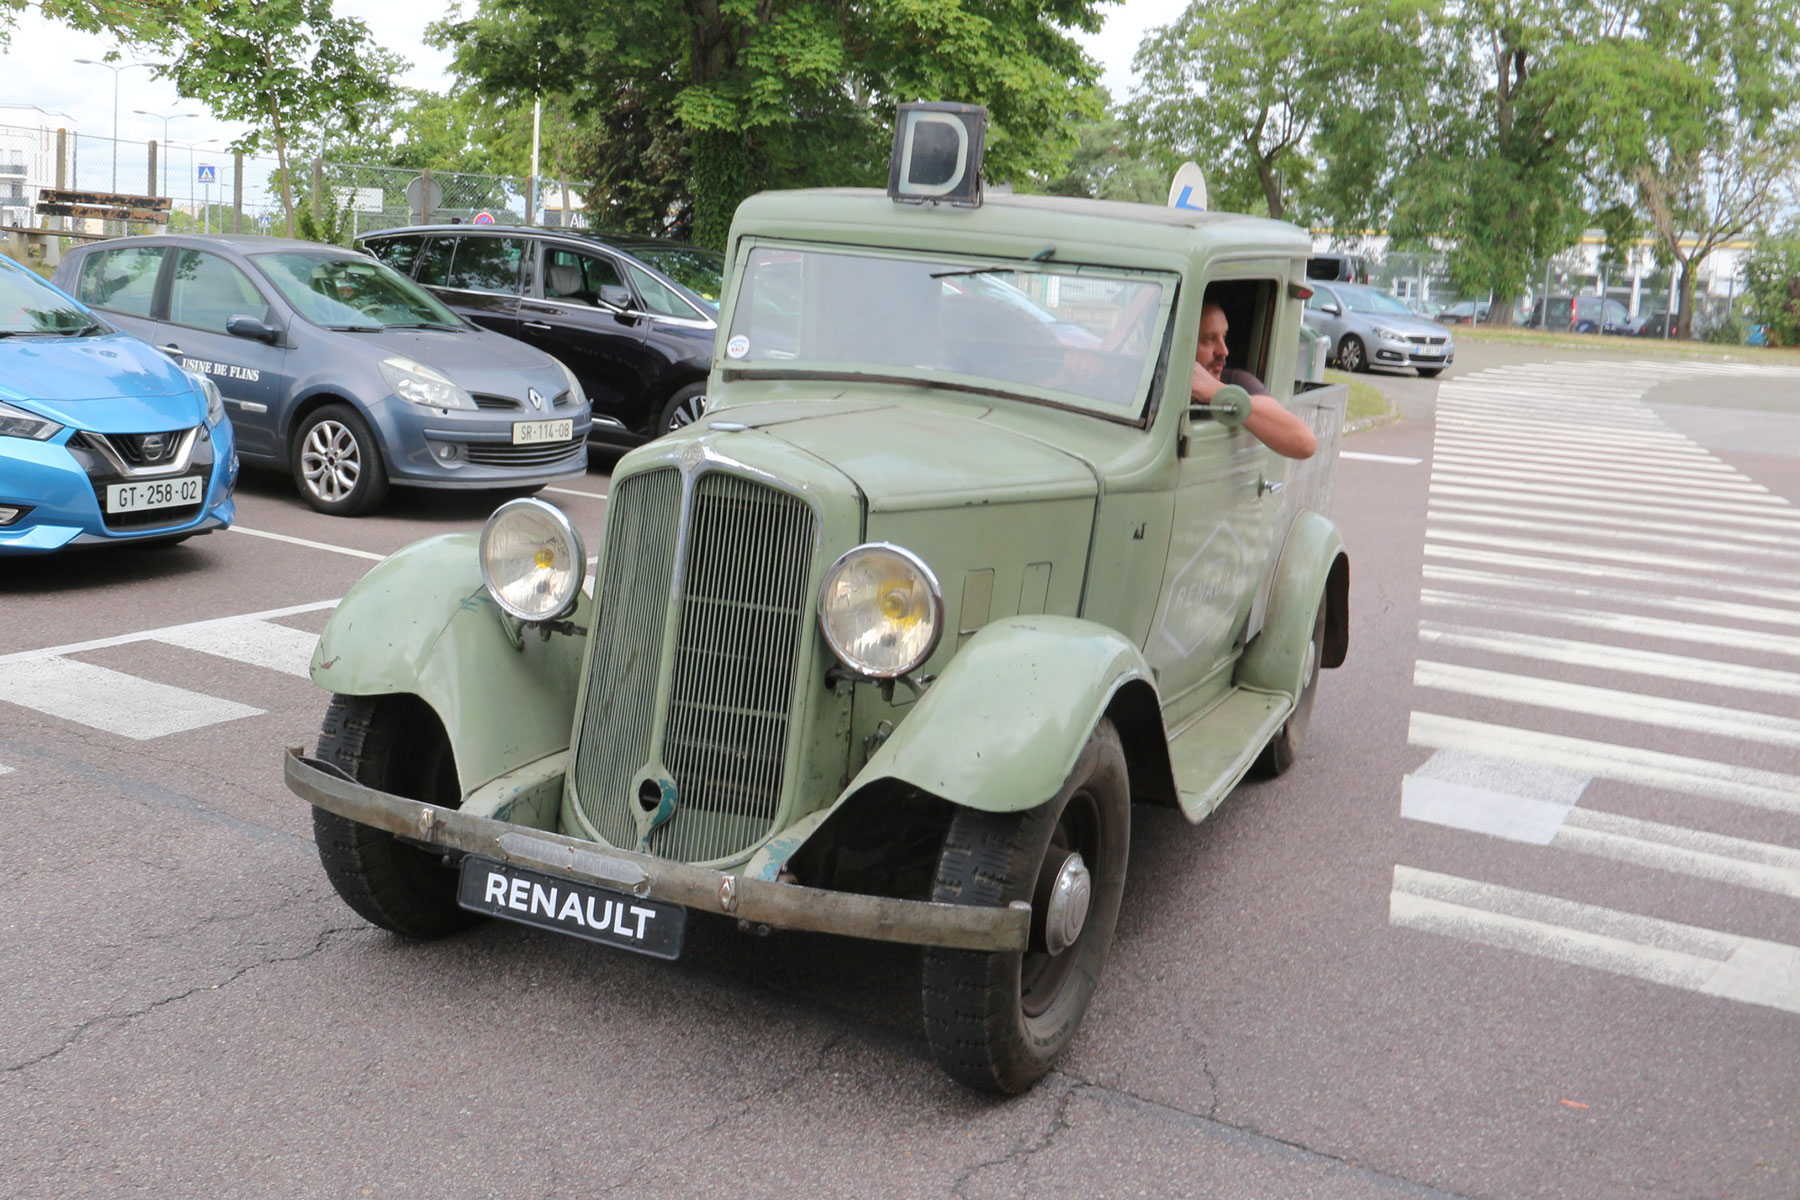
[1167,162,1208,212]
[888,101,987,208]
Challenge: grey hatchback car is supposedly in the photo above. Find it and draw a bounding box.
[53,235,593,515]
[1302,282,1455,377]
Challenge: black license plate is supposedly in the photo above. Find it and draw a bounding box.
[457,857,686,960]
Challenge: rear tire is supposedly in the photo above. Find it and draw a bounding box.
[312,694,477,939]
[1337,335,1367,373]
[1253,596,1327,778]
[921,720,1129,1093]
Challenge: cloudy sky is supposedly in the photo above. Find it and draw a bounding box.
[0,0,1186,174]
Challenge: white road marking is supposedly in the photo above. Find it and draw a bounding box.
[1421,569,1800,633]
[1417,622,1800,697]
[0,657,262,739]
[1409,711,1800,814]
[0,761,11,776]
[1423,544,1800,605]
[1430,439,1746,478]
[544,486,608,499]
[1429,470,1797,518]
[1424,527,1800,582]
[0,600,341,667]
[1339,451,1423,465]
[1425,507,1800,560]
[1430,452,1766,492]
[1429,482,1800,533]
[154,619,320,678]
[230,525,386,561]
[1413,660,1800,748]
[1390,865,1800,1016]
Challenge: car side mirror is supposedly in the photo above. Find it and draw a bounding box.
[1321,303,1341,316]
[599,284,632,310]
[227,314,280,344]
[1188,383,1250,431]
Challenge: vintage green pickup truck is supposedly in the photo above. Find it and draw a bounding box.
[286,106,1348,1093]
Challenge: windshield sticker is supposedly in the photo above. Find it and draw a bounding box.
[179,355,261,383]
[726,334,749,359]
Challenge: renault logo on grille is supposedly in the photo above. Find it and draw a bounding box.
[528,388,545,411]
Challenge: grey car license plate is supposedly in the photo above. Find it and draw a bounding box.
[457,857,685,959]
[512,418,573,445]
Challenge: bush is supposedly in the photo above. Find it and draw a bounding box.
[1742,234,1800,347]
[1702,315,1747,344]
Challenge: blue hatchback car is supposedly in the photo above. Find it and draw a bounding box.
[0,256,235,554]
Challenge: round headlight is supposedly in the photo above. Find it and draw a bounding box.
[818,543,943,679]
[479,498,587,621]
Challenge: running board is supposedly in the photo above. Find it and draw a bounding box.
[1168,688,1291,823]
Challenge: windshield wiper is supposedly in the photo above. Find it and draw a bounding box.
[62,322,106,337]
[387,321,461,331]
[328,324,384,332]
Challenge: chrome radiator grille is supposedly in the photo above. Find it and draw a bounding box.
[571,467,817,864]
[572,468,682,851]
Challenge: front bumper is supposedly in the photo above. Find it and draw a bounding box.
[364,396,594,487]
[1372,336,1454,369]
[284,745,1029,953]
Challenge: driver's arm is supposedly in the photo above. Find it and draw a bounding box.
[1190,365,1318,460]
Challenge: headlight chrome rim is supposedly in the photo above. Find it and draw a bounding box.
[817,541,945,680]
[479,497,587,622]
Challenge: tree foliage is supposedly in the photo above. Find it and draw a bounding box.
[1742,229,1800,346]
[154,0,403,237]
[431,0,1108,247]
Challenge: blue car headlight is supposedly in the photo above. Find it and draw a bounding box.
[186,370,226,427]
[0,400,63,441]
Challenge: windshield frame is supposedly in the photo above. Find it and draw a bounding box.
[717,238,1180,427]
[252,250,466,331]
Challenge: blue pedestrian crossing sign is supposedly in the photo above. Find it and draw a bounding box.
[198,164,217,184]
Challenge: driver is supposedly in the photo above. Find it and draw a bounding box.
[1190,300,1317,460]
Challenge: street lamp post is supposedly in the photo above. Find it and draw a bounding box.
[134,109,200,198]
[74,58,159,193]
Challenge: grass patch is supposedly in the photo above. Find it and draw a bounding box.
[1454,324,1800,365]
[1326,369,1392,423]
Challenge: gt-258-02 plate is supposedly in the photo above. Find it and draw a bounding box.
[105,476,204,513]
[512,418,574,445]
[457,857,686,959]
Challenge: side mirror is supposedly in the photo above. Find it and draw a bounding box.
[599,284,632,310]
[1321,303,1342,316]
[226,314,280,344]
[1189,383,1250,430]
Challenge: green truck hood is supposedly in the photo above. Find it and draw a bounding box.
[721,399,1099,513]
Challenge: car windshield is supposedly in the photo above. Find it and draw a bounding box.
[0,267,101,336]
[1336,286,1413,316]
[628,245,725,309]
[724,244,1174,417]
[255,252,463,330]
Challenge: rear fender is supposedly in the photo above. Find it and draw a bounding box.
[746,616,1174,881]
[1236,511,1348,697]
[310,533,590,796]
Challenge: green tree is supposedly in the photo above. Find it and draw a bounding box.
[1742,228,1800,347]
[0,0,184,46]
[1031,95,1168,203]
[155,0,404,237]
[431,0,1107,248]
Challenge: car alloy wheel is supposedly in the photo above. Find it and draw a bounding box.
[293,403,388,516]
[1338,334,1366,373]
[658,383,709,435]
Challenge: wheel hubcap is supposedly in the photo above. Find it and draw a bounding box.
[301,420,360,502]
[668,393,707,430]
[1041,852,1091,956]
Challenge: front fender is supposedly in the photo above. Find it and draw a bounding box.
[310,533,590,797]
[1236,511,1348,698]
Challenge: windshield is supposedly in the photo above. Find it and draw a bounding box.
[725,245,1173,416]
[255,252,463,329]
[629,245,724,309]
[1337,286,1413,316]
[0,267,101,336]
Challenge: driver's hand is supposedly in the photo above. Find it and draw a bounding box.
[1189,363,1223,403]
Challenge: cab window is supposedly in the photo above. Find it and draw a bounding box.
[75,246,164,318]
[1205,278,1282,386]
[166,249,269,333]
[445,236,525,295]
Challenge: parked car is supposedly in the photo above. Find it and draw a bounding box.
[358,225,723,444]
[1435,299,1491,325]
[1528,294,1631,335]
[1630,310,1674,338]
[1306,251,1370,285]
[0,253,236,554]
[1303,282,1455,376]
[52,235,592,516]
[286,104,1351,1096]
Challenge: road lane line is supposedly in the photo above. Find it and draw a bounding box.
[1428,497,1800,547]
[1422,544,1800,605]
[1424,527,1800,582]
[0,657,263,739]
[1408,711,1800,814]
[154,619,320,678]
[1425,509,1800,560]
[1417,622,1800,696]
[1421,584,1800,650]
[1428,483,1800,533]
[1557,808,1800,899]
[1390,865,1800,1015]
[1413,660,1800,748]
[229,525,386,561]
[1339,451,1423,465]
[1430,452,1764,491]
[1431,462,1782,508]
[1429,470,1797,517]
[0,600,341,666]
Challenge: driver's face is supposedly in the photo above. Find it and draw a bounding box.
[1197,304,1229,378]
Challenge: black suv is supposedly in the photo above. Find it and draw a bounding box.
[1306,251,1370,285]
[1528,294,1631,335]
[359,226,723,444]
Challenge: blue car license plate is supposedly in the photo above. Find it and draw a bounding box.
[457,857,686,959]
[104,475,204,513]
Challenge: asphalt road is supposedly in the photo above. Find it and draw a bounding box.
[2,347,1797,1199]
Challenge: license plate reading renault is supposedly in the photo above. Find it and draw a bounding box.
[511,419,573,445]
[457,857,685,959]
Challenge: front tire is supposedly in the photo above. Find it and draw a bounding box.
[1337,334,1367,373]
[657,382,708,435]
[293,403,388,516]
[921,720,1130,1093]
[312,694,477,939]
